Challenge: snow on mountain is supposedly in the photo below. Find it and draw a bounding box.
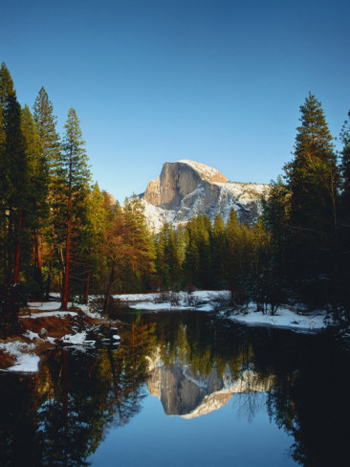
[177,159,228,183]
[139,160,270,231]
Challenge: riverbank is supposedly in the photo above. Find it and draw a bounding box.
[114,290,328,333]
[0,291,329,374]
[0,298,119,374]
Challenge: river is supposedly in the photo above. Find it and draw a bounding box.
[0,308,349,466]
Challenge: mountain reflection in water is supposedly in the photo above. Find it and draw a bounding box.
[147,355,274,418]
[0,310,350,466]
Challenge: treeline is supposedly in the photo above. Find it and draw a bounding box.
[1,63,349,335]
[154,213,274,308]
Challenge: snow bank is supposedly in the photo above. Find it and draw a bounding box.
[21,310,78,319]
[28,300,62,311]
[225,305,326,332]
[22,299,81,318]
[6,353,41,373]
[0,340,40,373]
[113,290,230,303]
[121,290,229,312]
[115,291,326,333]
[113,293,162,302]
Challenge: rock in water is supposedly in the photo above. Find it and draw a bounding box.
[39,328,48,338]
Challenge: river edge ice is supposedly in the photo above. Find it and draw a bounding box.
[0,291,327,374]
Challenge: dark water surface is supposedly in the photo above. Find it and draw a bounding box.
[1,309,350,466]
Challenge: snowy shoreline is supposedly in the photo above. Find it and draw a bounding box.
[0,291,327,375]
[113,290,327,333]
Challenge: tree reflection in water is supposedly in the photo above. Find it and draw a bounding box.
[265,331,350,467]
[0,320,155,467]
[0,313,350,467]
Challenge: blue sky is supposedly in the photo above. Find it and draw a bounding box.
[1,0,350,202]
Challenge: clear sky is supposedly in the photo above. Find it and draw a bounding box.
[1,0,350,202]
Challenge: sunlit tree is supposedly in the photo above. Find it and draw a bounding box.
[56,108,92,309]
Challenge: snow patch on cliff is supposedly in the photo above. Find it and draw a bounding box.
[178,159,228,182]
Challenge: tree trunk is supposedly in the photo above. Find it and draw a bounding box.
[33,229,44,300]
[103,262,115,314]
[13,208,23,284]
[45,243,54,300]
[37,232,43,298]
[61,200,71,310]
[61,147,73,311]
[84,269,91,304]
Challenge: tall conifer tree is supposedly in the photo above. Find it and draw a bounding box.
[211,212,227,289]
[283,93,339,303]
[284,93,338,232]
[0,63,27,284]
[339,111,350,309]
[20,105,48,295]
[32,87,61,297]
[57,108,91,309]
[339,111,350,221]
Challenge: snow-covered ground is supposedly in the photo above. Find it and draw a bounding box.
[224,305,326,332]
[0,299,99,374]
[113,290,327,333]
[0,340,40,373]
[113,290,230,303]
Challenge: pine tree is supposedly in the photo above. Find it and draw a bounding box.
[20,105,48,295]
[33,87,61,167]
[226,209,241,299]
[0,102,6,281]
[211,212,227,289]
[183,217,200,288]
[0,64,38,335]
[81,183,109,302]
[283,93,339,303]
[197,214,212,289]
[154,222,184,290]
[167,227,182,289]
[32,87,61,297]
[183,214,212,289]
[339,110,350,309]
[226,210,255,305]
[123,195,156,292]
[261,176,290,300]
[57,108,92,309]
[155,223,171,289]
[339,110,350,222]
[0,63,27,285]
[284,93,338,234]
[262,176,290,256]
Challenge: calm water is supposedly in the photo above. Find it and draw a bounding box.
[1,309,350,467]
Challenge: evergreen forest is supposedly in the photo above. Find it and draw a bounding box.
[1,63,349,337]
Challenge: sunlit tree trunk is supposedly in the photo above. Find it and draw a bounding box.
[61,181,72,310]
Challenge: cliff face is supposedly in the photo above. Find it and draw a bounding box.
[143,160,228,209]
[140,160,270,230]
